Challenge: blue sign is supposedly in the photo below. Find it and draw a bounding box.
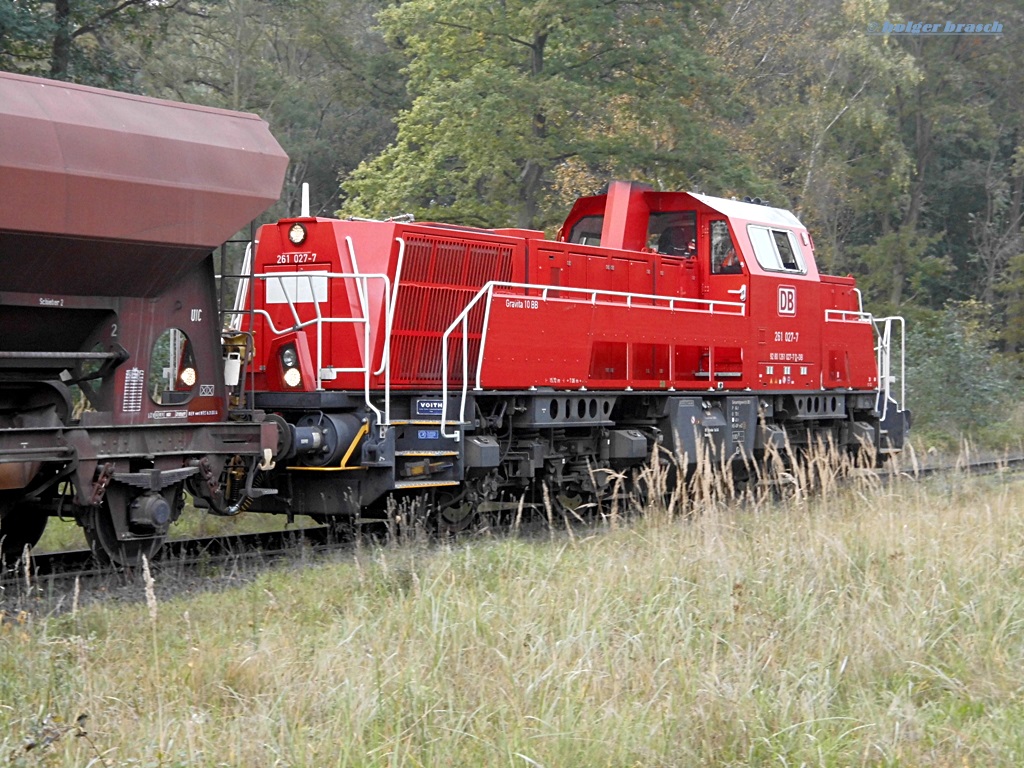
[416,399,444,416]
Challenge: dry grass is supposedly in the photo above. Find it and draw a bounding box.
[4,450,1024,766]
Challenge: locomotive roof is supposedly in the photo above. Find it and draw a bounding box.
[556,182,807,250]
[686,192,804,229]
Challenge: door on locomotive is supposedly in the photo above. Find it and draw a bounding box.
[700,218,749,384]
[702,218,748,306]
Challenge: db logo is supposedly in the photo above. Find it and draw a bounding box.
[778,285,797,316]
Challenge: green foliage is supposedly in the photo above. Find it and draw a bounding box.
[0,0,44,67]
[853,226,947,309]
[703,0,921,271]
[0,0,167,87]
[905,300,1016,436]
[126,0,406,220]
[998,250,1024,360]
[341,0,752,229]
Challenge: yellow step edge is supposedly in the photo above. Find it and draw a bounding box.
[395,450,459,457]
[393,480,461,490]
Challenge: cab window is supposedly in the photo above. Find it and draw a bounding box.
[747,225,805,273]
[648,211,697,257]
[711,220,742,274]
[568,216,604,245]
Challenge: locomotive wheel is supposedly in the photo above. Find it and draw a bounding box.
[84,501,165,568]
[434,491,477,535]
[0,507,48,567]
[437,503,476,535]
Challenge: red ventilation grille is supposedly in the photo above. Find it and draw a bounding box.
[391,235,513,386]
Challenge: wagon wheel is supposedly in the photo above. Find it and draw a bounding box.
[0,505,48,568]
[83,500,165,568]
[434,490,477,535]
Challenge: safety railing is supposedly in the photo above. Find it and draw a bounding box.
[374,237,405,377]
[246,269,393,428]
[873,316,905,420]
[440,281,747,438]
[824,308,873,324]
[824,284,873,325]
[824,291,905,419]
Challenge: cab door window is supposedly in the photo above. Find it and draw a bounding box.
[747,225,805,273]
[711,220,742,274]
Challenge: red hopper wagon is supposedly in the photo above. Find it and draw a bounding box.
[0,72,288,564]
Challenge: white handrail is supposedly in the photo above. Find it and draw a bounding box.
[872,315,905,419]
[824,308,872,323]
[440,280,747,437]
[344,237,379,425]
[374,237,405,377]
[251,270,392,426]
[227,240,253,332]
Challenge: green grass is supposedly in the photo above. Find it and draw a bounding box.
[5,461,1024,766]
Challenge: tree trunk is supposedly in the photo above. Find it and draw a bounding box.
[517,31,547,229]
[889,257,904,307]
[51,0,71,80]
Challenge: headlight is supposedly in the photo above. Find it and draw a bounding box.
[283,367,302,387]
[179,367,197,387]
[288,223,307,245]
[281,346,298,368]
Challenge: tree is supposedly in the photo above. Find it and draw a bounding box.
[0,0,166,86]
[905,300,1015,434]
[127,0,407,219]
[703,0,920,280]
[341,0,752,229]
[707,0,1024,317]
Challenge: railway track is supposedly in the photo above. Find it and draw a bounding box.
[5,452,1024,604]
[887,451,1024,481]
[2,526,347,596]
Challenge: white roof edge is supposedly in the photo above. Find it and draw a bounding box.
[689,192,804,229]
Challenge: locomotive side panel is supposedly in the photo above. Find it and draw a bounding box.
[251,219,528,393]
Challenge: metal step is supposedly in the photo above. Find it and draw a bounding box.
[395,450,459,457]
[393,479,461,490]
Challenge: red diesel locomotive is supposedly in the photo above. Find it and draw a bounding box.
[242,181,908,528]
[0,72,287,564]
